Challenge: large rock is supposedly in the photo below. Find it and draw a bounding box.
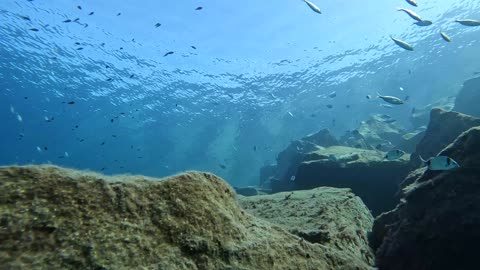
[270,129,338,191]
[294,146,410,215]
[372,126,480,270]
[454,76,480,117]
[410,108,480,166]
[409,96,455,128]
[0,165,373,270]
[341,114,406,151]
[238,188,375,267]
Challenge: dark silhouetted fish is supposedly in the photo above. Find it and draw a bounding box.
[117,12,122,16]
[129,74,134,78]
[67,101,75,105]
[89,12,94,15]
[219,164,226,169]
[76,47,83,50]
[20,16,31,21]
[191,46,197,49]
[326,104,333,109]
[29,28,39,32]
[155,23,161,28]
[77,6,82,10]
[63,19,72,23]
[164,51,174,57]
[196,7,203,10]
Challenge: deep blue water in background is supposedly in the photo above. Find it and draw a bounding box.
[1,0,479,186]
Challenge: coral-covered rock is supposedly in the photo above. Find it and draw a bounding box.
[294,146,410,215]
[454,76,480,117]
[239,187,375,267]
[0,166,373,270]
[372,126,480,270]
[410,108,480,166]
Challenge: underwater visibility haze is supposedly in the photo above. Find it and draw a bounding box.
[1,0,480,186]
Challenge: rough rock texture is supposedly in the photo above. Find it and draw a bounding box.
[269,129,338,192]
[0,165,374,270]
[259,164,276,188]
[454,76,480,117]
[238,188,375,267]
[340,114,406,151]
[410,108,480,166]
[409,96,455,128]
[294,146,410,215]
[372,126,480,270]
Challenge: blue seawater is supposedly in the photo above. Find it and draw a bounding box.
[1,0,479,186]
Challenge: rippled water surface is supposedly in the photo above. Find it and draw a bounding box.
[1,0,479,185]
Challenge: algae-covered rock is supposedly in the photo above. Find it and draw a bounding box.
[454,76,480,117]
[410,108,480,166]
[0,165,374,270]
[294,146,410,215]
[372,127,480,270]
[238,187,374,267]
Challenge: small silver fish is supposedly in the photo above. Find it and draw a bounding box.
[420,156,459,171]
[304,0,322,14]
[405,0,418,7]
[390,36,414,51]
[288,111,294,117]
[385,149,405,160]
[455,19,480,26]
[397,8,423,22]
[366,95,372,99]
[377,92,405,105]
[440,32,451,42]
[380,104,394,108]
[328,91,337,98]
[16,114,23,122]
[36,146,42,153]
[10,105,15,113]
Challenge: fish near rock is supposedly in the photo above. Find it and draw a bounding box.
[390,36,414,51]
[420,156,460,171]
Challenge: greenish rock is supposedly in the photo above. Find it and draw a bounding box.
[409,96,455,128]
[294,146,411,215]
[238,187,375,268]
[0,165,375,270]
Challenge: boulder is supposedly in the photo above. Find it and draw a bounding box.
[270,129,337,191]
[238,187,375,267]
[453,76,480,117]
[410,108,480,166]
[372,126,480,270]
[409,96,455,128]
[0,165,373,270]
[293,146,411,215]
[341,114,406,151]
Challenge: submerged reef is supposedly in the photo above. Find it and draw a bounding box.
[372,126,480,270]
[0,166,374,270]
[238,187,374,266]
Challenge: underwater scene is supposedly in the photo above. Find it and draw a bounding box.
[1,0,480,269]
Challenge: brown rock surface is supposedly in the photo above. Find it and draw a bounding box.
[0,165,374,270]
